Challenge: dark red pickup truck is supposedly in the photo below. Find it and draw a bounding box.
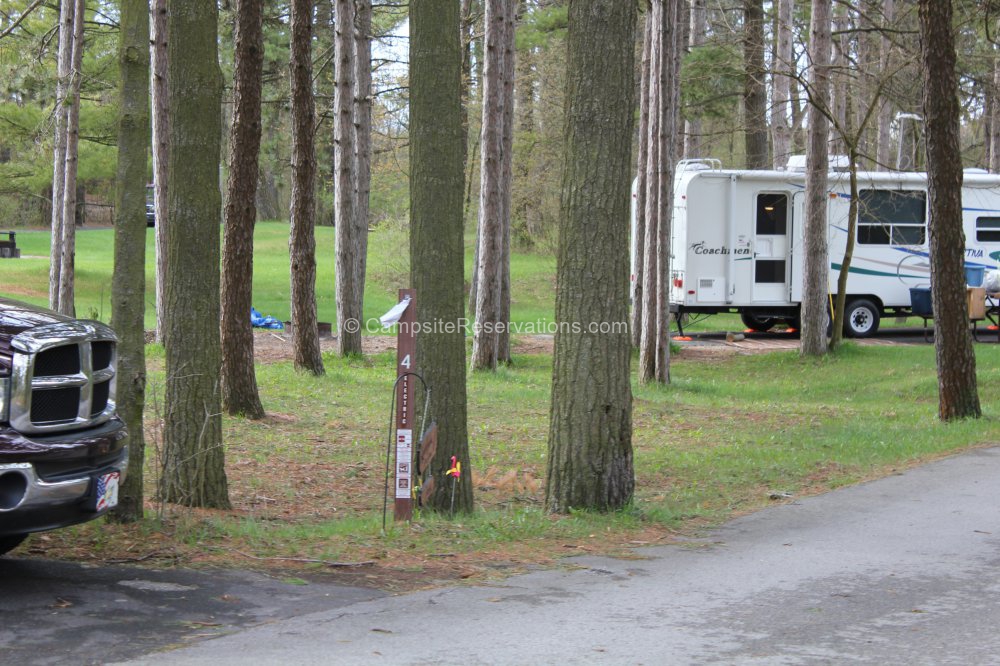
[0,297,127,554]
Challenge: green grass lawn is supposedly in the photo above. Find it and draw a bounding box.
[0,222,558,331]
[8,222,1000,586]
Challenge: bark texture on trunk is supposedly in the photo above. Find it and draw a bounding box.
[49,0,73,312]
[410,0,473,513]
[334,0,362,356]
[109,0,149,523]
[631,7,652,349]
[152,0,169,342]
[918,0,981,421]
[497,0,515,364]
[289,0,324,376]
[801,0,831,357]
[742,0,768,169]
[546,0,635,513]
[875,0,895,170]
[354,0,372,335]
[771,0,793,169]
[638,0,661,383]
[161,0,230,509]
[683,0,706,159]
[57,0,86,317]
[221,0,266,419]
[471,0,507,371]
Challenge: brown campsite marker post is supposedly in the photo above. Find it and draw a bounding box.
[394,288,417,521]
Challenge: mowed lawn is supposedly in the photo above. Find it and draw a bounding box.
[4,222,1000,585]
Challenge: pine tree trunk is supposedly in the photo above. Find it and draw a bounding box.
[918,0,981,421]
[49,0,73,312]
[654,0,680,384]
[58,0,85,317]
[497,0,515,364]
[334,0,362,356]
[632,6,652,349]
[410,0,473,513]
[546,0,635,513]
[990,45,1000,173]
[161,0,230,509]
[801,0,831,357]
[875,0,894,170]
[221,0,266,420]
[771,0,793,169]
[829,2,849,155]
[289,0,324,376]
[639,0,661,383]
[152,0,169,342]
[471,0,506,371]
[683,0,706,159]
[109,0,149,523]
[742,0,768,169]
[354,0,372,334]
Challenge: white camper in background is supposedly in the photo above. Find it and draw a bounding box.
[632,158,1000,337]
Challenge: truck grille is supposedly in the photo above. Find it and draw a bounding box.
[8,321,118,434]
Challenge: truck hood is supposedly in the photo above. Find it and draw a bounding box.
[0,298,72,376]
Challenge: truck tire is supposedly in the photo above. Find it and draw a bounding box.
[740,312,776,332]
[0,534,26,556]
[844,299,880,338]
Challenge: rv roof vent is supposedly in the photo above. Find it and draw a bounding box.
[965,168,989,175]
[786,155,807,172]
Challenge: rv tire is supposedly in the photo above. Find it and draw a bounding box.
[740,313,776,332]
[844,299,880,338]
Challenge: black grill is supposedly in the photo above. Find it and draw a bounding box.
[91,381,110,417]
[92,341,113,371]
[30,387,80,423]
[34,345,80,377]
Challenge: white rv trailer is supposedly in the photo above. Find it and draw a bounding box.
[640,158,1000,337]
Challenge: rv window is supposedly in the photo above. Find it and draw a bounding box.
[857,190,926,246]
[756,193,787,235]
[976,217,1000,243]
[755,260,785,283]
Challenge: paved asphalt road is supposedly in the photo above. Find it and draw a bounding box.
[104,446,1000,666]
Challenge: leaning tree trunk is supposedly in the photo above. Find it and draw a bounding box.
[410,0,473,513]
[221,0,266,419]
[334,0,362,356]
[49,0,73,312]
[800,0,832,357]
[471,0,507,371]
[918,0,981,421]
[151,0,169,342]
[546,0,635,513]
[289,0,324,375]
[58,0,85,317]
[109,0,149,524]
[161,0,230,509]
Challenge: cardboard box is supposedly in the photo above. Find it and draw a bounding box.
[968,287,986,320]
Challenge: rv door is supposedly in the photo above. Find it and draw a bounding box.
[752,192,792,303]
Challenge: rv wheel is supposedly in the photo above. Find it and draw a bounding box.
[740,313,776,332]
[844,299,880,338]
